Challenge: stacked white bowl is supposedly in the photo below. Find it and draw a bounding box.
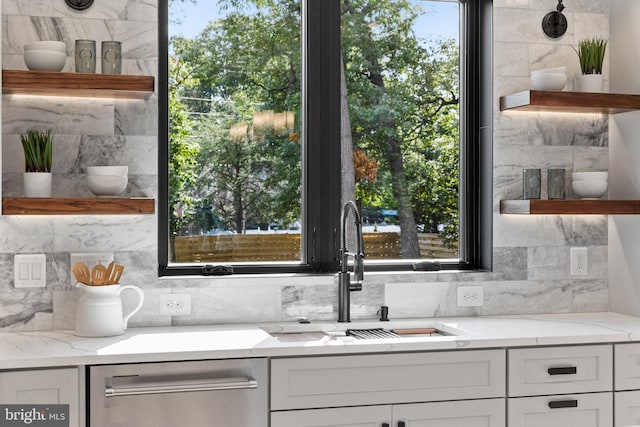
[530,66,567,91]
[23,41,67,71]
[87,166,128,196]
[572,171,608,199]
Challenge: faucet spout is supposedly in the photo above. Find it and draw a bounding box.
[338,201,365,323]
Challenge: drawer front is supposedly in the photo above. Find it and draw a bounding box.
[508,392,613,427]
[271,349,506,410]
[508,345,612,396]
[615,390,640,427]
[615,343,640,390]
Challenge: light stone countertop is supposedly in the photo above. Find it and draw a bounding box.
[3,312,640,369]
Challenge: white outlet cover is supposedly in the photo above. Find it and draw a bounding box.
[14,254,46,288]
[457,286,484,307]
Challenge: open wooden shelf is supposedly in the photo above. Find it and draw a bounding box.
[500,200,640,215]
[499,90,640,114]
[2,197,155,215]
[2,69,154,99]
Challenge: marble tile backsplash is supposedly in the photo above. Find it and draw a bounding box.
[0,0,610,331]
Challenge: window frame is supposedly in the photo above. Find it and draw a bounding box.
[158,0,492,277]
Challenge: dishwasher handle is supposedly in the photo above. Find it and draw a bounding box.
[105,376,258,397]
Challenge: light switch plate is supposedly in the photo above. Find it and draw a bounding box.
[14,254,46,288]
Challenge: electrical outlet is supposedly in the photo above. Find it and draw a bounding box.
[159,293,192,316]
[14,254,46,288]
[570,247,588,275]
[457,286,484,307]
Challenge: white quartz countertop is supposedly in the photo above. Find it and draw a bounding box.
[3,312,640,369]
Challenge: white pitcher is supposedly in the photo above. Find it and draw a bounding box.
[74,283,144,337]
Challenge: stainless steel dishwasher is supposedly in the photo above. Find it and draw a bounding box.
[88,358,268,427]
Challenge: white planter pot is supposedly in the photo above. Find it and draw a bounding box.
[580,74,604,92]
[23,172,52,197]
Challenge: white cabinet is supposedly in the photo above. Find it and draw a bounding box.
[271,349,505,410]
[270,349,506,427]
[507,345,613,427]
[0,367,84,427]
[508,344,612,396]
[615,344,640,426]
[508,392,612,427]
[271,398,505,427]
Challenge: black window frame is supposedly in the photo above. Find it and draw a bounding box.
[158,0,493,277]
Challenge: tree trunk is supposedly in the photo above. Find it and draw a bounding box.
[233,162,244,233]
[385,136,420,258]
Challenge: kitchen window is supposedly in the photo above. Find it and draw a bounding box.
[158,0,492,276]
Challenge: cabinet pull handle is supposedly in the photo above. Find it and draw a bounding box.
[105,376,257,397]
[548,399,578,409]
[382,424,389,427]
[398,422,406,427]
[547,366,577,375]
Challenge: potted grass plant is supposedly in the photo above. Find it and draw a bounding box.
[21,129,53,197]
[574,37,607,92]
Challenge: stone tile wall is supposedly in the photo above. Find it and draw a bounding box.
[0,0,611,331]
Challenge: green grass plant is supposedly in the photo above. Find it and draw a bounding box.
[21,129,53,173]
[574,37,607,75]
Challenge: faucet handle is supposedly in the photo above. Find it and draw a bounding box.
[353,252,364,284]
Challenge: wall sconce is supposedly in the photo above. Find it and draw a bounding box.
[65,0,94,11]
[542,0,567,39]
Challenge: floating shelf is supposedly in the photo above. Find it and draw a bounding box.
[2,69,154,99]
[500,200,640,215]
[2,197,155,215]
[499,90,640,114]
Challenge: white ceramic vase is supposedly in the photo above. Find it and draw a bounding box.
[23,172,52,197]
[580,74,604,93]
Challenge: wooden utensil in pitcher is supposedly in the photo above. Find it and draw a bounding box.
[91,263,108,285]
[72,262,91,285]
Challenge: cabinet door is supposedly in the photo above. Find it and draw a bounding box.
[615,390,640,426]
[614,343,640,390]
[393,398,505,427]
[271,349,505,410]
[0,368,82,427]
[271,405,391,427]
[508,345,612,397]
[508,392,612,427]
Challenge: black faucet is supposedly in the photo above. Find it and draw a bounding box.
[338,201,364,323]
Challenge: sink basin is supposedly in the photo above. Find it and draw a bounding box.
[261,321,465,342]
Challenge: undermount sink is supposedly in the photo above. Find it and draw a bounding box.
[261,321,465,342]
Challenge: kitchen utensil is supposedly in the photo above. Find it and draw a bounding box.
[572,180,608,199]
[91,263,108,285]
[75,282,144,337]
[530,72,566,90]
[24,50,67,71]
[72,262,91,285]
[87,166,128,176]
[87,175,128,196]
[75,39,96,73]
[24,41,66,53]
[109,263,125,284]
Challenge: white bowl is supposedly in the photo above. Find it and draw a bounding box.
[87,175,128,196]
[24,41,66,53]
[572,171,608,182]
[87,166,128,177]
[572,180,608,199]
[531,66,567,75]
[23,50,66,71]
[531,72,567,91]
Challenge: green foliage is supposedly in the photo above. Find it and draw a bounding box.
[574,37,607,74]
[20,129,53,173]
[169,0,460,251]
